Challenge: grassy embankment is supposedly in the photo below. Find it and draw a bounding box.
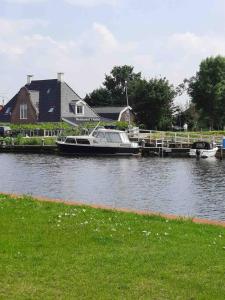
[0,194,225,299]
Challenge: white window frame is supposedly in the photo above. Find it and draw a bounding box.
[76,105,84,115]
[20,104,28,120]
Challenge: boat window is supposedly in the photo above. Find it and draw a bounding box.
[120,132,130,143]
[65,138,76,144]
[105,132,122,143]
[96,132,106,139]
[76,139,90,145]
[192,142,210,150]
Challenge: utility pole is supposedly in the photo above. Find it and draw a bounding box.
[125,80,131,127]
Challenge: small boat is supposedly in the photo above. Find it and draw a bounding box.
[56,127,140,156]
[189,141,218,158]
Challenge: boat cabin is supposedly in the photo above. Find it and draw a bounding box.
[92,129,130,144]
[63,129,131,145]
[191,141,214,150]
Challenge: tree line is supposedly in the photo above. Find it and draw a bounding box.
[84,56,225,130]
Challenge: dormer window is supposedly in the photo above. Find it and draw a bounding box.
[76,105,84,115]
[48,107,54,113]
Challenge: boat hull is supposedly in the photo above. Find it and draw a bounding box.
[57,143,140,156]
[189,148,218,158]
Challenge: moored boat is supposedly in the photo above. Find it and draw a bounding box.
[189,141,218,158]
[56,127,140,156]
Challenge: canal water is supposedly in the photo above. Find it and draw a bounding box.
[0,153,225,221]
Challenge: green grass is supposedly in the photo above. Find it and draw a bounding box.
[0,194,225,299]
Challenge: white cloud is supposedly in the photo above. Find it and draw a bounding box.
[169,32,225,56]
[2,13,225,107]
[93,22,118,50]
[0,18,137,102]
[0,18,47,36]
[65,0,119,7]
[3,0,47,3]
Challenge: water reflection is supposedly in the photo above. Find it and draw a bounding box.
[0,153,225,221]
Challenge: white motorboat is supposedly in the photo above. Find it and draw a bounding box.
[189,141,218,158]
[56,127,140,156]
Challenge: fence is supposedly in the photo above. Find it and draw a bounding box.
[129,130,223,147]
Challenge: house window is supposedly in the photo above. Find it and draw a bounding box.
[20,104,27,119]
[76,105,84,115]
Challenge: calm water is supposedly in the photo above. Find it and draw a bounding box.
[0,153,225,221]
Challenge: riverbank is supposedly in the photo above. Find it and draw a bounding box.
[1,194,225,299]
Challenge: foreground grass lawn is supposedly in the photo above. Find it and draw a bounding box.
[0,195,225,299]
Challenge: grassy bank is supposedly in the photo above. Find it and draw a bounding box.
[0,194,225,299]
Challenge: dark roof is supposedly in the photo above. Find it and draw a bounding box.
[25,79,60,122]
[0,94,17,122]
[94,106,128,114]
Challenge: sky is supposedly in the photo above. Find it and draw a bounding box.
[0,0,225,106]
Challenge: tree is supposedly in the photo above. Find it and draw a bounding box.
[188,56,225,129]
[85,65,141,106]
[85,65,176,129]
[129,77,176,129]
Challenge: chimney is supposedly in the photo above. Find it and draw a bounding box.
[27,75,33,84]
[57,72,64,82]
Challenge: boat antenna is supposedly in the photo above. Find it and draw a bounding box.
[89,121,101,136]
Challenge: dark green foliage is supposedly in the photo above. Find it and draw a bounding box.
[188,56,225,129]
[130,78,176,129]
[85,65,141,107]
[85,65,176,129]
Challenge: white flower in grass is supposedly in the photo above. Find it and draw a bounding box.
[165,220,169,223]
[84,221,88,225]
[128,227,131,231]
[218,235,222,238]
[82,209,86,212]
[164,232,169,236]
[57,224,60,227]
[58,215,62,218]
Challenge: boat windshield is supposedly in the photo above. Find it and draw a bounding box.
[105,132,122,143]
[120,132,130,143]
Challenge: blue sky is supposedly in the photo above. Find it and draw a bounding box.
[0,0,225,105]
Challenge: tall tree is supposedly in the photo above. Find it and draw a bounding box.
[188,56,225,129]
[85,65,141,106]
[130,78,176,129]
